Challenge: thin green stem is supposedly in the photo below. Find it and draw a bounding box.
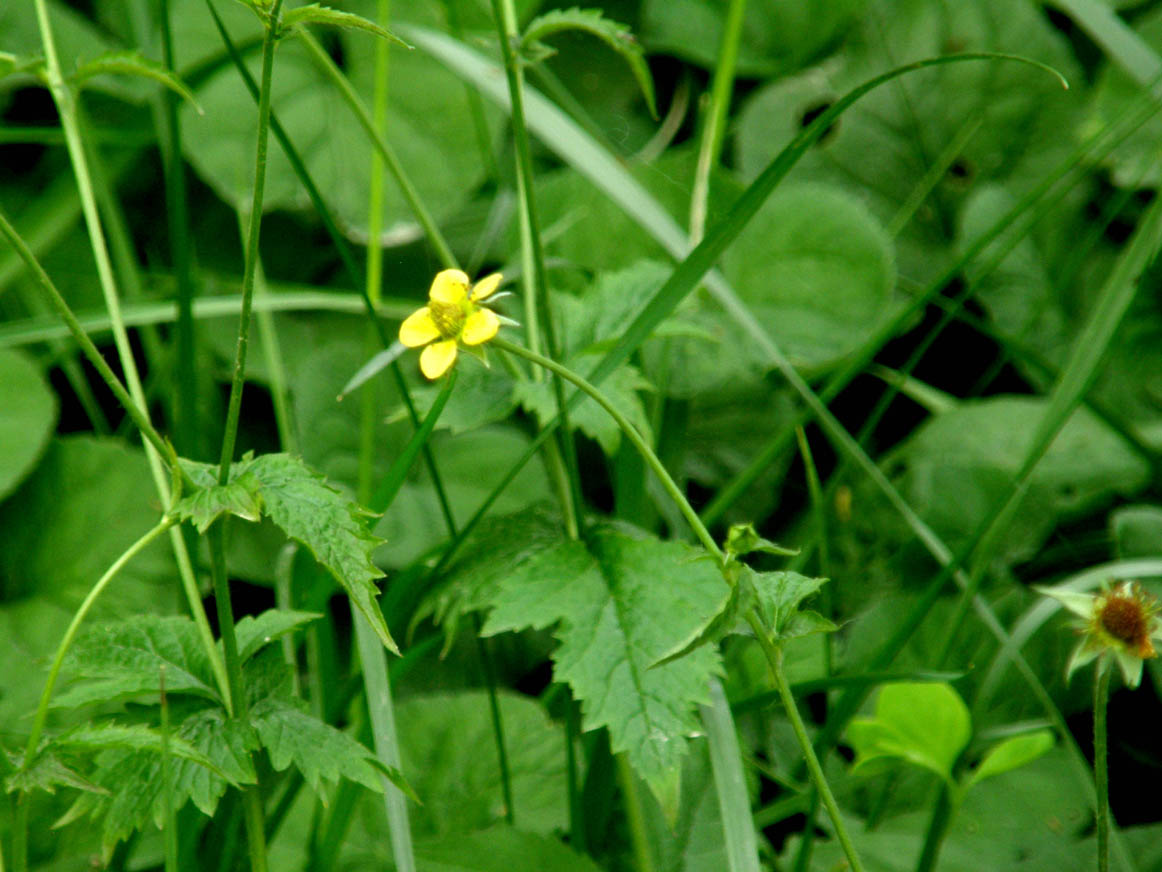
[208,7,284,870]
[752,623,866,872]
[474,613,515,825]
[689,0,746,245]
[13,516,174,870]
[296,30,456,270]
[160,667,179,872]
[1095,659,1111,872]
[20,518,175,768]
[493,338,721,561]
[914,783,955,872]
[489,0,585,537]
[217,0,282,484]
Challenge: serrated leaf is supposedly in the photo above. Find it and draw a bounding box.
[180,453,397,654]
[521,7,656,117]
[967,729,1055,790]
[173,464,263,532]
[482,523,728,809]
[250,696,385,795]
[848,682,971,783]
[745,567,830,639]
[419,506,567,654]
[246,454,398,654]
[652,572,755,667]
[55,616,220,708]
[232,609,322,663]
[172,706,258,815]
[72,49,201,111]
[280,4,411,47]
[5,748,107,797]
[55,723,231,781]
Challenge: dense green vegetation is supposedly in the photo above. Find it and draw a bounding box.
[3,0,1162,869]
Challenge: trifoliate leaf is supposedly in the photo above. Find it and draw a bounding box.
[279,4,411,47]
[72,50,200,111]
[250,696,385,795]
[54,616,220,708]
[483,523,728,812]
[521,7,656,117]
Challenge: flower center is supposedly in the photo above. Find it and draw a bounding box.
[1099,593,1155,658]
[429,300,466,339]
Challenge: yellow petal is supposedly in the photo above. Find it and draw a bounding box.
[461,307,499,346]
[420,340,458,379]
[429,269,470,305]
[399,307,440,347]
[470,272,503,301]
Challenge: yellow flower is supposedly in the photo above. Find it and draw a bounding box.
[1038,580,1162,688]
[399,269,503,379]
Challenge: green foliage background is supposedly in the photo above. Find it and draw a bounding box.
[3,0,1162,870]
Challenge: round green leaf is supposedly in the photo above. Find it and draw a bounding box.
[967,730,1055,789]
[0,349,57,501]
[723,183,896,370]
[848,682,971,782]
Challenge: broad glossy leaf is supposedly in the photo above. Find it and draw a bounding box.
[0,349,56,501]
[1111,505,1162,558]
[396,691,569,837]
[848,682,971,782]
[722,182,896,371]
[414,826,604,872]
[735,0,1082,285]
[181,21,499,234]
[886,397,1150,565]
[483,523,728,807]
[641,0,864,77]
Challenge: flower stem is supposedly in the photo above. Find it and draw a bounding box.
[488,0,585,538]
[1095,658,1112,872]
[492,338,721,561]
[751,619,867,872]
[209,5,284,869]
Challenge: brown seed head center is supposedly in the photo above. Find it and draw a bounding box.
[1100,593,1155,658]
